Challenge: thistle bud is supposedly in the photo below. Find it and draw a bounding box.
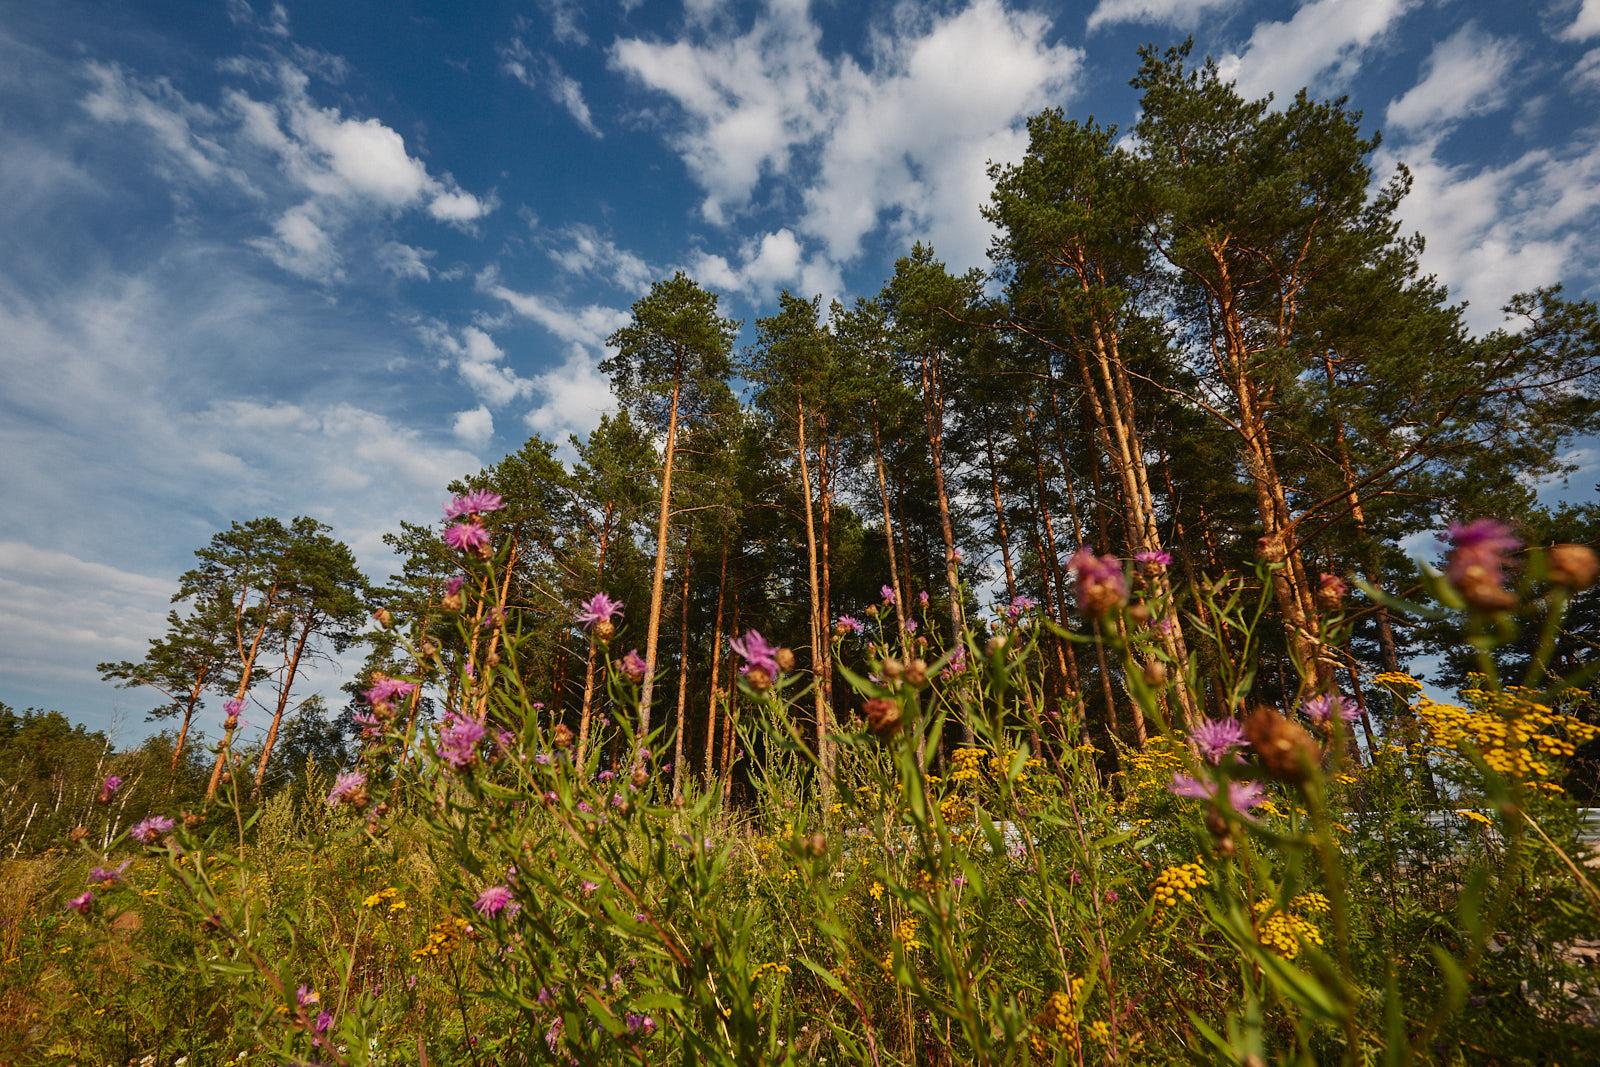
[1316,573,1348,611]
[631,764,650,789]
[182,810,204,829]
[552,724,574,750]
[1127,602,1152,629]
[1548,543,1598,591]
[1142,659,1168,687]
[1241,705,1318,785]
[805,832,827,858]
[904,658,929,687]
[986,634,1008,657]
[69,825,89,844]
[744,666,773,692]
[864,697,902,738]
[775,647,797,673]
[372,607,394,629]
[225,715,240,730]
[881,659,905,682]
[594,619,615,643]
[441,592,463,613]
[486,652,500,669]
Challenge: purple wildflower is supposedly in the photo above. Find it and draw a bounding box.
[1067,547,1129,616]
[1302,693,1360,725]
[620,649,649,682]
[315,1011,333,1036]
[443,490,505,520]
[445,574,467,597]
[905,618,918,635]
[130,815,174,845]
[474,884,516,917]
[1191,718,1248,763]
[365,678,418,706]
[835,615,864,634]
[1169,774,1265,814]
[598,769,617,782]
[444,522,491,554]
[296,985,319,1009]
[102,774,123,795]
[224,698,244,716]
[576,592,623,629]
[729,629,780,677]
[625,1013,657,1037]
[1006,594,1037,619]
[941,645,967,680]
[326,770,367,807]
[577,801,594,814]
[1441,518,1522,609]
[1134,549,1173,567]
[880,584,896,603]
[919,591,930,608]
[67,890,93,914]
[580,880,599,894]
[88,860,132,887]
[438,712,486,770]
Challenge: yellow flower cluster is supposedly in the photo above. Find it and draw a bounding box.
[1253,900,1325,960]
[881,916,925,972]
[362,886,406,914]
[1457,809,1495,828]
[948,746,985,784]
[750,962,791,982]
[1150,862,1209,909]
[1117,735,1188,809]
[1412,681,1597,785]
[1029,979,1086,1056]
[411,917,471,960]
[1374,671,1423,691]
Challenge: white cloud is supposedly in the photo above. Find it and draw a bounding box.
[500,34,603,137]
[612,0,1081,267]
[452,404,495,447]
[1378,134,1600,331]
[81,61,238,184]
[523,345,618,444]
[1576,47,1600,91]
[376,241,434,281]
[685,227,841,300]
[545,224,655,292]
[1086,0,1235,32]
[1561,0,1600,41]
[1218,0,1416,103]
[1385,24,1519,134]
[421,322,536,408]
[481,274,630,349]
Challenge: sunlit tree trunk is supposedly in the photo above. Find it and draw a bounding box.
[702,538,729,782]
[870,410,909,640]
[254,615,314,787]
[671,540,693,801]
[207,582,277,801]
[638,377,682,738]
[796,394,834,796]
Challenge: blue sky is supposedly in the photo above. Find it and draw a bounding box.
[2,0,1599,739]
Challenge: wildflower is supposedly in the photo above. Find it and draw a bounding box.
[315,1011,333,1036]
[1548,543,1599,590]
[445,574,467,597]
[1006,594,1038,619]
[1441,518,1521,610]
[625,1013,657,1037]
[580,880,599,894]
[598,769,617,782]
[67,890,93,915]
[1066,547,1128,617]
[474,884,516,917]
[863,697,902,738]
[443,490,505,520]
[731,629,780,689]
[296,985,320,1009]
[1170,774,1266,815]
[96,774,124,804]
[918,590,930,607]
[620,649,649,683]
[326,770,368,809]
[88,860,132,887]
[941,646,967,680]
[438,712,486,770]
[576,592,623,638]
[1316,572,1348,610]
[1150,862,1209,908]
[1134,549,1172,567]
[905,618,918,635]
[1242,705,1318,784]
[443,522,492,555]
[365,678,418,708]
[1191,718,1248,763]
[223,697,243,729]
[1302,693,1360,726]
[130,815,174,845]
[834,614,864,635]
[880,584,896,603]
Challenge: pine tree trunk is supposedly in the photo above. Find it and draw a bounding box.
[254,615,314,787]
[985,426,1018,602]
[920,354,969,743]
[638,378,683,739]
[871,411,909,640]
[207,583,276,801]
[671,540,693,802]
[171,662,209,774]
[795,394,834,796]
[703,538,729,782]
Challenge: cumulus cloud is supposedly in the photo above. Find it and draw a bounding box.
[685,227,841,301]
[611,0,1082,268]
[1218,0,1417,103]
[1561,0,1600,41]
[523,345,618,444]
[376,241,434,281]
[452,404,495,447]
[1086,0,1235,32]
[421,323,535,408]
[1575,47,1600,91]
[481,273,631,349]
[1385,24,1519,134]
[545,224,655,292]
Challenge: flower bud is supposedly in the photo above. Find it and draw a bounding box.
[904,658,928,687]
[594,619,615,643]
[986,634,1008,657]
[552,724,574,750]
[1127,602,1152,629]
[69,825,89,844]
[1548,543,1598,591]
[1142,659,1168,687]
[372,608,394,629]
[1316,573,1348,611]
[805,832,827,858]
[1241,705,1318,785]
[864,697,902,738]
[745,666,773,692]
[441,592,463,613]
[775,647,797,673]
[881,659,905,682]
[631,764,650,789]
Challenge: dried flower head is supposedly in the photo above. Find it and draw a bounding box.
[1242,706,1318,784]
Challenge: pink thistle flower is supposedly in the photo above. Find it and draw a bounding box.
[223,698,244,716]
[1191,718,1248,763]
[474,884,517,917]
[880,585,896,604]
[130,815,173,845]
[918,590,930,608]
[365,678,418,706]
[625,1012,656,1036]
[620,649,649,682]
[1134,549,1173,567]
[905,618,918,635]
[102,774,123,795]
[315,1011,333,1036]
[438,712,486,770]
[579,880,599,894]
[443,490,505,520]
[1066,547,1128,617]
[88,860,132,887]
[326,770,367,807]
[1302,693,1360,726]
[1441,518,1522,609]
[444,522,491,554]
[1006,594,1037,619]
[729,629,780,677]
[577,592,623,628]
[835,615,864,634]
[296,985,320,1009]
[445,575,467,597]
[1169,774,1265,814]
[67,890,93,915]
